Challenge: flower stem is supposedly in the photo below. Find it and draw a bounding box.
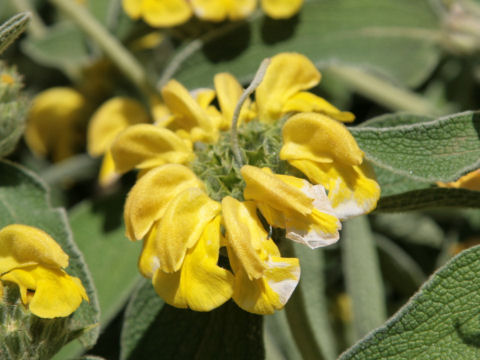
[48,0,156,97]
[230,58,270,167]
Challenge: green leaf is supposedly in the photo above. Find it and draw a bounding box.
[120,279,164,360]
[377,188,480,211]
[0,160,100,348]
[21,22,89,69]
[69,192,142,325]
[351,111,480,183]
[265,310,301,360]
[372,213,444,248]
[370,164,430,197]
[121,280,264,360]
[375,234,426,297]
[0,12,30,55]
[284,243,338,360]
[339,245,480,359]
[169,0,441,89]
[359,112,435,128]
[0,63,28,158]
[342,216,386,340]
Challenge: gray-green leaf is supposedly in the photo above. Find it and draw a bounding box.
[339,245,480,359]
[69,193,142,325]
[121,280,263,360]
[0,160,100,350]
[168,0,441,89]
[351,111,480,183]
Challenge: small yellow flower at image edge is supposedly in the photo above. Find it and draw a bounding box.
[110,52,380,315]
[0,224,88,319]
[121,0,304,28]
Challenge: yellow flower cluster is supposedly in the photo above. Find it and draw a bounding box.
[122,0,303,27]
[0,224,88,318]
[90,52,380,314]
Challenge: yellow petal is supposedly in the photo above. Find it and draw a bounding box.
[2,265,88,318]
[153,215,234,311]
[437,169,480,191]
[230,250,300,314]
[261,0,303,19]
[283,92,355,123]
[191,0,256,21]
[256,202,285,228]
[111,124,195,174]
[280,112,363,165]
[222,197,267,280]
[141,0,193,27]
[194,88,216,110]
[289,159,380,219]
[155,188,221,272]
[138,223,161,278]
[124,164,205,240]
[286,208,340,248]
[129,31,165,51]
[0,224,69,274]
[255,53,320,123]
[150,95,173,126]
[283,181,340,248]
[25,87,88,162]
[162,80,218,143]
[87,97,149,157]
[98,149,120,187]
[241,165,313,217]
[122,0,142,18]
[214,72,255,129]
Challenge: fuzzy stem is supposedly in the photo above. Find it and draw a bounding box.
[9,0,47,38]
[230,58,270,167]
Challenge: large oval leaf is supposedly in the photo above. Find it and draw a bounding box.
[339,245,480,359]
[169,0,441,89]
[121,280,264,360]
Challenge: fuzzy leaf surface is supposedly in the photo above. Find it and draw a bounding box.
[170,0,441,89]
[339,245,480,359]
[0,160,100,349]
[121,279,263,360]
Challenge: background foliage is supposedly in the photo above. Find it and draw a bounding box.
[2,0,480,359]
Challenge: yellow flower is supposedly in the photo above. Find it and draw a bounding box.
[151,191,233,311]
[161,79,220,143]
[25,87,89,162]
[114,53,372,315]
[122,0,303,27]
[437,169,480,191]
[111,124,195,175]
[0,224,88,318]
[87,97,151,186]
[280,112,380,219]
[191,0,257,21]
[122,0,193,27]
[255,53,354,124]
[222,197,300,314]
[124,164,205,241]
[241,165,341,248]
[213,72,256,130]
[124,165,233,311]
[261,0,303,19]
